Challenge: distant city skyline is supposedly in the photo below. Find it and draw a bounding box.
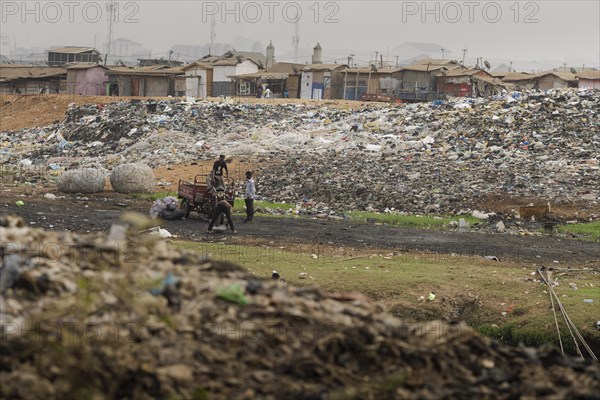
[1,1,598,68]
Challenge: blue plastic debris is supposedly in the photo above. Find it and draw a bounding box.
[150,272,179,296]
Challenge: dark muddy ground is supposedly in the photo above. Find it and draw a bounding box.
[1,190,598,266]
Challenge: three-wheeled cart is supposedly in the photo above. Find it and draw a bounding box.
[177,174,235,220]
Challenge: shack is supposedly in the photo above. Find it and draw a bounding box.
[0,65,66,94]
[300,64,347,100]
[342,67,402,101]
[66,63,109,95]
[230,62,302,98]
[106,65,185,97]
[577,69,600,89]
[437,68,503,97]
[181,61,213,98]
[532,71,578,90]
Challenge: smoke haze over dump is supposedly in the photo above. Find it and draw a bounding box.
[1,1,599,68]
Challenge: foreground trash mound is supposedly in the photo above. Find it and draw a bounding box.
[1,215,598,400]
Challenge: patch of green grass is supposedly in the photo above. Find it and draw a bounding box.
[170,240,600,354]
[348,211,480,228]
[131,192,173,201]
[233,200,486,228]
[255,200,296,211]
[232,200,300,218]
[556,221,600,242]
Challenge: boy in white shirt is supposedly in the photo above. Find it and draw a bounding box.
[244,170,256,223]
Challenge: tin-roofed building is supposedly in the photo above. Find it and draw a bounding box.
[47,47,101,67]
[105,65,185,97]
[66,63,109,95]
[341,67,403,101]
[230,62,303,98]
[577,69,600,89]
[436,67,504,97]
[532,71,578,90]
[181,61,213,98]
[300,64,347,100]
[0,65,66,94]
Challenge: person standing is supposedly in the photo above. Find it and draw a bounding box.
[243,170,256,223]
[212,154,228,188]
[264,87,272,99]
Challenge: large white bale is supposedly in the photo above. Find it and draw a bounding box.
[110,163,155,194]
[57,168,105,194]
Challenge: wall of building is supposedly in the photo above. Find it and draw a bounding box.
[402,70,434,91]
[48,51,99,66]
[330,70,345,99]
[579,78,600,89]
[287,75,300,98]
[213,81,235,96]
[378,75,402,95]
[300,71,313,99]
[114,75,170,96]
[0,78,64,94]
[343,72,368,100]
[144,76,170,97]
[185,68,204,97]
[213,65,236,82]
[235,60,258,76]
[537,75,567,90]
[67,68,107,95]
[185,67,211,98]
[441,82,471,97]
[174,77,186,96]
[206,70,213,97]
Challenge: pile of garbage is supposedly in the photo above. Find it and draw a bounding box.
[149,196,185,220]
[1,89,598,215]
[1,215,599,399]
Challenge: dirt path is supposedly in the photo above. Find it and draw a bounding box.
[2,191,598,265]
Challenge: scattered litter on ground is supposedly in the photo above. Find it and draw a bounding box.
[2,90,598,219]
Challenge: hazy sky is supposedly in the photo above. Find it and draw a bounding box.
[1,0,599,66]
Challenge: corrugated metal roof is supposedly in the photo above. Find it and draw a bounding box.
[534,70,577,82]
[106,65,183,76]
[48,46,99,54]
[472,75,507,86]
[416,58,460,66]
[197,51,266,68]
[181,61,213,71]
[402,64,448,72]
[65,63,107,70]
[0,66,67,82]
[267,62,304,74]
[231,72,290,80]
[342,67,403,74]
[441,68,490,77]
[229,51,266,67]
[577,69,600,80]
[501,72,534,82]
[301,64,347,72]
[212,58,241,66]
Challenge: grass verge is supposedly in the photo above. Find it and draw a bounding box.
[242,200,484,229]
[348,211,480,228]
[556,221,600,242]
[170,240,600,356]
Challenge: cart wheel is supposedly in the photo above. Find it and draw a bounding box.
[180,199,191,218]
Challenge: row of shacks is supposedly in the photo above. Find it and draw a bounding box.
[1,46,599,101]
